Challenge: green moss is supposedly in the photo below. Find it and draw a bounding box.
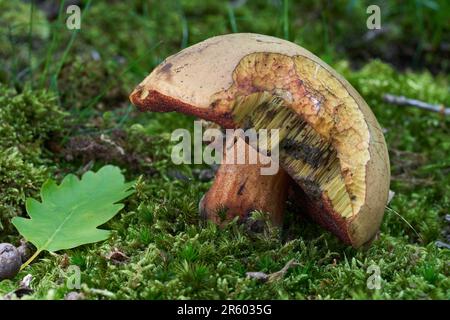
[0,148,48,235]
[57,54,128,110]
[3,175,447,299]
[0,85,66,237]
[0,85,66,162]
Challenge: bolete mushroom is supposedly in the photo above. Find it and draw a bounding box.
[130,33,390,248]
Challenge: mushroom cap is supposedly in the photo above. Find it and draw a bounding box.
[130,33,390,248]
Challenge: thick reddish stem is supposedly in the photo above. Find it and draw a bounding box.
[199,139,290,226]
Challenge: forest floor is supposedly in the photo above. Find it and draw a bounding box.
[0,0,449,299]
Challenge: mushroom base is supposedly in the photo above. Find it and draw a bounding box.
[199,142,290,226]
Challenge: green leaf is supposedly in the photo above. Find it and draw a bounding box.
[12,165,135,269]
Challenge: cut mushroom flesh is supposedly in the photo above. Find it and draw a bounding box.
[130,33,390,247]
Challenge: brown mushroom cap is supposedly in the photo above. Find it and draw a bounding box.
[130,33,390,248]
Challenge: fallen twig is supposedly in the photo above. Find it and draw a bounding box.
[268,259,301,282]
[3,274,33,299]
[383,94,449,116]
[100,134,125,155]
[435,241,450,249]
[246,259,301,283]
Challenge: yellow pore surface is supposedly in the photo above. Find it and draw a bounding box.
[215,53,371,218]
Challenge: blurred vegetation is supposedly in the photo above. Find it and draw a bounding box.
[0,0,448,299]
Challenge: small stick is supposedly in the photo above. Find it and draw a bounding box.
[383,94,449,116]
[268,259,301,282]
[246,259,301,283]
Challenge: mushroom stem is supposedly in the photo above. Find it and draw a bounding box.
[199,138,290,226]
